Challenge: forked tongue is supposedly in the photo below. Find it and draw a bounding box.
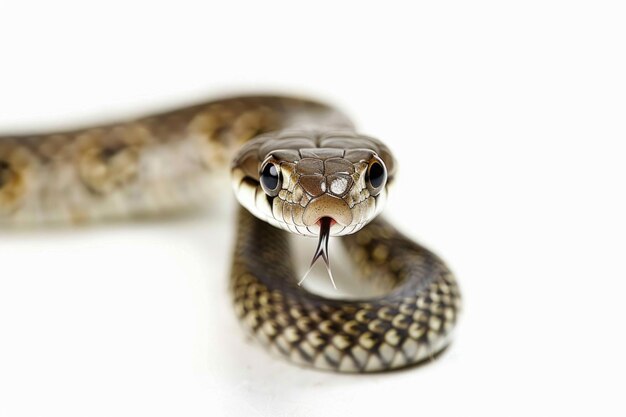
[297,217,336,289]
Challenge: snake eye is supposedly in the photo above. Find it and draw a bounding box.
[366,158,387,194]
[260,161,281,196]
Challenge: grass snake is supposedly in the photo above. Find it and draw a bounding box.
[0,95,461,373]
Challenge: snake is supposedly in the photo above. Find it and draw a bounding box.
[0,95,461,373]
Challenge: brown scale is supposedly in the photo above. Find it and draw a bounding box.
[0,143,34,214]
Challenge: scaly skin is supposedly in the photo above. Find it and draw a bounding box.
[0,95,461,372]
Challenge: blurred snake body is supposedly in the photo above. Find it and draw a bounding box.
[0,96,461,372]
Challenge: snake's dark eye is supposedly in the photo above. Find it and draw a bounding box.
[366,159,387,194]
[260,162,281,196]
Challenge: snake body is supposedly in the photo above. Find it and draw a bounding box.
[0,96,461,372]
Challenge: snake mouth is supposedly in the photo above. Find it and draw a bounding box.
[304,216,341,236]
[317,217,337,228]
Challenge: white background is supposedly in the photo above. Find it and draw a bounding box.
[0,1,625,416]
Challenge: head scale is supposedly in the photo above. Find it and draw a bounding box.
[231,130,395,237]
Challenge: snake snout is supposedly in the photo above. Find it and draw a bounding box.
[302,194,353,231]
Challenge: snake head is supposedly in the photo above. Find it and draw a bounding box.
[231,130,394,237]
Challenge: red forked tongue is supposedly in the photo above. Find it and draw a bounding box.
[298,217,336,290]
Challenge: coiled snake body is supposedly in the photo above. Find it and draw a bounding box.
[0,96,461,372]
